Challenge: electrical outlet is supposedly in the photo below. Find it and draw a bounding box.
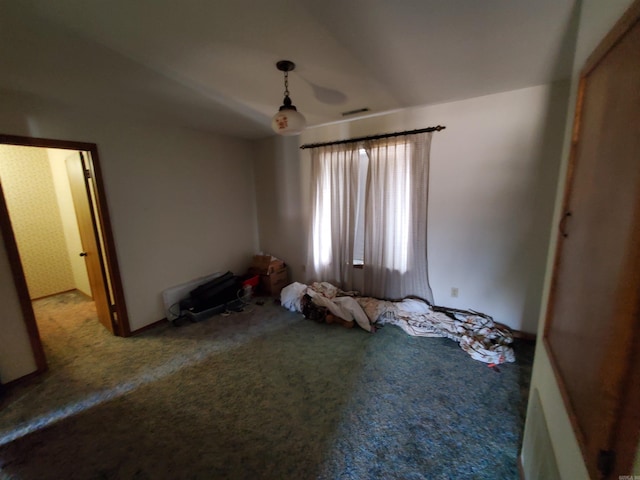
[451,287,459,298]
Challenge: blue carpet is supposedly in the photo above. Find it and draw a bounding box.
[0,294,533,479]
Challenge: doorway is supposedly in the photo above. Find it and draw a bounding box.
[0,134,130,375]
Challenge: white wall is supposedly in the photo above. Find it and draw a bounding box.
[521,0,638,478]
[47,148,92,297]
[254,135,307,278]
[0,91,259,382]
[255,82,569,334]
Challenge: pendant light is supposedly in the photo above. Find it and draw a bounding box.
[271,60,306,136]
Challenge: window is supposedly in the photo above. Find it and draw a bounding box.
[306,132,434,302]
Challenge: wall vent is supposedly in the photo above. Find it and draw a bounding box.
[341,108,370,116]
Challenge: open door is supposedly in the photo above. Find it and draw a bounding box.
[65,152,116,335]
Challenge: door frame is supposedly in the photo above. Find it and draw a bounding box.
[0,134,131,373]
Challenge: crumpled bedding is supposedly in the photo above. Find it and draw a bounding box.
[281,281,372,331]
[280,281,515,364]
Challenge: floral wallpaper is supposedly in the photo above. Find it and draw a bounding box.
[0,145,75,299]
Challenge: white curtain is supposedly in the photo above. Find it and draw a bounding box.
[306,132,434,303]
[363,132,434,302]
[306,143,360,290]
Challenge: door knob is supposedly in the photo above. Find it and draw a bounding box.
[79,252,88,257]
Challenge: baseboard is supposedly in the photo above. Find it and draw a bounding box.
[495,321,537,342]
[30,288,78,302]
[512,330,537,342]
[129,318,167,336]
[1,365,47,389]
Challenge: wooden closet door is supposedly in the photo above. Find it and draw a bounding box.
[544,5,640,479]
[66,153,116,335]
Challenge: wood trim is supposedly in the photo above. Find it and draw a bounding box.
[0,134,96,152]
[0,181,47,374]
[86,145,131,337]
[581,0,640,77]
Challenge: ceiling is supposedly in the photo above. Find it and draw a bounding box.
[0,0,579,139]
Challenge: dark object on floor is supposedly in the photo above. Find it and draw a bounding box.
[171,315,190,327]
[180,271,241,315]
[301,294,354,328]
[301,294,327,322]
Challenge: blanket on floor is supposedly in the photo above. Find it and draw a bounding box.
[280,282,515,364]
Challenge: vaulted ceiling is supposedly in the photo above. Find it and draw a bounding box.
[0,0,579,139]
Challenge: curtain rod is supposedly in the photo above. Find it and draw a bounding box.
[299,125,446,150]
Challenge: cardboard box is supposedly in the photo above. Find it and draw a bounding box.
[259,267,288,296]
[249,255,285,275]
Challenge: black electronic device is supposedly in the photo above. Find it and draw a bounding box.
[179,271,241,314]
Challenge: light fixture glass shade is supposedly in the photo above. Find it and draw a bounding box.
[271,107,306,136]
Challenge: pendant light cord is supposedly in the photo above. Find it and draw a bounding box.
[283,71,290,97]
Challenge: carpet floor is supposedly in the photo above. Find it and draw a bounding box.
[0,291,534,479]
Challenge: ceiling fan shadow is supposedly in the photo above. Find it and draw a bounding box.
[300,76,348,105]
